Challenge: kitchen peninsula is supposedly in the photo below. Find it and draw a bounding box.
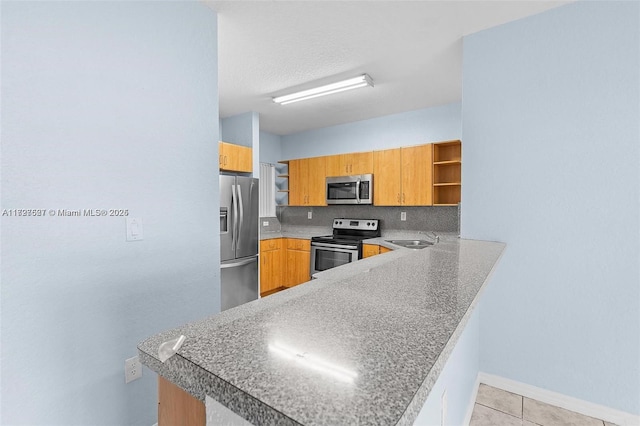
[138,238,505,425]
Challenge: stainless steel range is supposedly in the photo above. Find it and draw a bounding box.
[310,218,381,275]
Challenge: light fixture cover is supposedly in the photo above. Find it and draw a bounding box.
[273,74,374,105]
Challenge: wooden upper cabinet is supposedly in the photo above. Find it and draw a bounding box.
[325,155,343,177]
[288,159,305,206]
[289,157,326,206]
[306,156,326,206]
[373,144,433,206]
[373,148,402,205]
[326,152,373,177]
[348,152,373,175]
[219,141,252,173]
[401,144,433,206]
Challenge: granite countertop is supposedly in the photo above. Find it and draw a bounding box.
[260,225,457,243]
[138,238,505,426]
[260,225,331,241]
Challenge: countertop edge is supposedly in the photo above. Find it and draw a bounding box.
[139,239,507,426]
[395,243,507,425]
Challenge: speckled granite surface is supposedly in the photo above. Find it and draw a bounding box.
[260,225,331,240]
[139,238,505,426]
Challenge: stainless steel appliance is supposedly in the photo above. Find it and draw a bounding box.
[311,218,380,275]
[220,175,259,311]
[326,174,373,205]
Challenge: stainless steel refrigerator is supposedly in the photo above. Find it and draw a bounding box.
[220,175,259,311]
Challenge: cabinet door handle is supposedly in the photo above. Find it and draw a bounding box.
[397,193,401,203]
[402,193,405,203]
[224,155,228,166]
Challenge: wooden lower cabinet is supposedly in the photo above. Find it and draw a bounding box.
[259,239,284,295]
[260,238,311,294]
[158,376,205,426]
[285,238,310,286]
[362,244,380,258]
[363,244,393,258]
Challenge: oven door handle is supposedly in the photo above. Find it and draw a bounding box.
[311,242,359,250]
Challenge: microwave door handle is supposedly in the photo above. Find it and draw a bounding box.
[356,178,361,204]
[237,184,244,249]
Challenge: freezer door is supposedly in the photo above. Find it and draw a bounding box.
[219,175,236,262]
[235,177,259,259]
[220,256,258,311]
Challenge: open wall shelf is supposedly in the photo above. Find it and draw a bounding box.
[276,160,290,206]
[432,140,461,206]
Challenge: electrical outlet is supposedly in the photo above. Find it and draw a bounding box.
[400,211,407,221]
[307,211,312,219]
[126,218,143,241]
[125,356,142,383]
[441,389,448,426]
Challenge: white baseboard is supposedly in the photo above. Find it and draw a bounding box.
[478,372,640,426]
[463,374,482,426]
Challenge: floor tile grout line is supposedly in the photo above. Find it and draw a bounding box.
[474,401,523,420]
[479,392,615,426]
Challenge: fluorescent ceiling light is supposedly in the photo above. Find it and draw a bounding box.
[273,74,374,105]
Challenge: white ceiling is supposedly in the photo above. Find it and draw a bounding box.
[207,1,570,136]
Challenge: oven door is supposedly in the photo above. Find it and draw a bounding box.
[311,242,359,275]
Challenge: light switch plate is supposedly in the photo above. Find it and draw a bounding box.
[126,217,143,241]
[307,211,312,219]
[401,212,407,221]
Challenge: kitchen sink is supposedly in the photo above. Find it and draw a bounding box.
[386,239,434,249]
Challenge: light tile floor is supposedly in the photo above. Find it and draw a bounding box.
[470,384,618,426]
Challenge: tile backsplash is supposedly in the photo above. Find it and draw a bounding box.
[277,205,459,232]
[259,216,282,233]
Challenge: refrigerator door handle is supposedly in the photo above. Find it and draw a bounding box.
[231,184,238,251]
[220,257,257,269]
[237,184,244,249]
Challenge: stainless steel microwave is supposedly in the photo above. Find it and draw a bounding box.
[326,174,373,205]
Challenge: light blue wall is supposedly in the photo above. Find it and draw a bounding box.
[414,307,480,426]
[462,0,639,414]
[280,102,461,159]
[259,131,286,206]
[1,2,219,425]
[259,131,283,165]
[221,112,260,178]
[221,112,255,148]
